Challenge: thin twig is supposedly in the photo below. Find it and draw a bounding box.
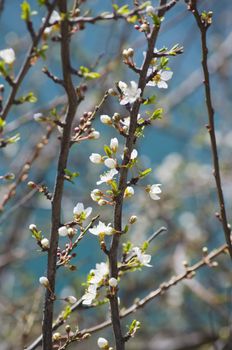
[0,0,58,122]
[188,0,232,259]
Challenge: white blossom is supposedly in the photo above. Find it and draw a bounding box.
[29,224,37,231]
[39,276,50,287]
[97,337,109,349]
[73,202,92,221]
[0,48,15,64]
[149,184,162,200]
[96,169,118,185]
[110,138,118,152]
[82,284,97,306]
[100,115,111,124]
[48,10,61,24]
[58,226,69,237]
[124,186,134,198]
[104,158,117,169]
[119,81,141,105]
[89,262,109,284]
[89,221,113,236]
[89,153,102,164]
[90,189,102,202]
[41,238,49,249]
[147,69,173,89]
[133,247,152,267]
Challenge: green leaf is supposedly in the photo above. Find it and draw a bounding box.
[84,72,101,80]
[37,0,46,5]
[61,305,72,320]
[141,241,149,252]
[160,57,169,68]
[112,4,119,10]
[143,95,156,105]
[117,5,130,15]
[21,0,31,21]
[139,168,152,178]
[104,145,112,157]
[152,14,161,27]
[0,118,6,129]
[150,108,163,121]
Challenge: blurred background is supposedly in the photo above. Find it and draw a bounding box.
[0,0,232,349]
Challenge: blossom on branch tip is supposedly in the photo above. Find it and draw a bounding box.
[89,221,113,236]
[119,81,141,105]
[133,247,152,267]
[89,153,102,164]
[73,202,92,221]
[96,169,118,185]
[0,48,15,64]
[147,69,173,89]
[89,262,109,284]
[149,184,162,200]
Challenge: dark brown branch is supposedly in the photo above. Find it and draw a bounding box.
[108,1,171,349]
[188,0,232,259]
[42,0,82,348]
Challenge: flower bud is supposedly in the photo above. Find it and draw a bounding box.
[112,113,121,123]
[41,238,49,249]
[29,224,37,231]
[98,199,107,206]
[124,186,134,198]
[52,332,61,341]
[39,276,50,288]
[89,131,100,139]
[127,48,134,57]
[129,215,137,224]
[109,277,118,287]
[97,337,109,349]
[100,115,112,125]
[65,296,77,304]
[89,153,102,164]
[110,138,118,152]
[58,226,69,237]
[104,158,117,169]
[146,5,155,14]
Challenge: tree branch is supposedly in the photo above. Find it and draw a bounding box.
[188,0,232,259]
[42,1,82,348]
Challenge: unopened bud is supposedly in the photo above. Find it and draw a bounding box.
[129,215,137,224]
